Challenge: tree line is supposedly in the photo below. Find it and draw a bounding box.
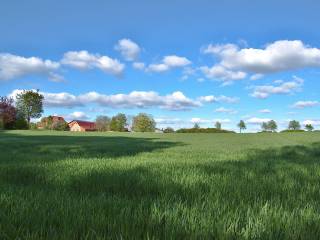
[95,113,156,132]
[236,119,315,133]
[0,90,317,132]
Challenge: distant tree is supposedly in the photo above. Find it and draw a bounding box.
[40,116,54,129]
[163,127,175,133]
[237,120,246,133]
[0,96,16,129]
[267,120,277,132]
[95,115,111,131]
[110,113,127,131]
[215,121,221,130]
[132,113,156,132]
[288,120,301,130]
[305,124,314,132]
[261,122,268,132]
[15,90,44,126]
[193,123,200,129]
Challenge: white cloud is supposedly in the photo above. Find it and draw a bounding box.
[132,62,145,70]
[61,50,124,76]
[246,117,272,124]
[203,40,320,74]
[198,95,239,103]
[250,76,303,99]
[259,109,272,113]
[200,65,246,82]
[9,89,201,111]
[155,118,183,125]
[303,119,320,126]
[201,40,320,83]
[64,111,89,121]
[147,55,191,73]
[214,107,237,114]
[0,53,60,81]
[115,39,141,61]
[292,100,319,109]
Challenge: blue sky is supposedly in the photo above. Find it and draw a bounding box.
[1,0,320,131]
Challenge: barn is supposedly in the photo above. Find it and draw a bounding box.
[68,120,96,132]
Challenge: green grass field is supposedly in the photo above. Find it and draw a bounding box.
[1,130,320,239]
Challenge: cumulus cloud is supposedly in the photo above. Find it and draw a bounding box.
[201,40,320,82]
[0,53,60,81]
[246,117,272,124]
[64,111,89,121]
[200,65,247,83]
[198,95,239,103]
[292,100,319,109]
[61,50,124,76]
[9,89,201,111]
[214,107,237,114]
[259,109,271,113]
[250,76,303,99]
[115,39,141,61]
[203,40,320,73]
[9,89,83,108]
[147,55,191,72]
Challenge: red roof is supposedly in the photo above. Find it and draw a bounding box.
[69,120,96,129]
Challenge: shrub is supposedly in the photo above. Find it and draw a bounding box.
[176,128,235,133]
[280,129,305,133]
[52,121,69,131]
[14,117,28,129]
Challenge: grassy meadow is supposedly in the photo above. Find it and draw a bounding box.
[1,130,320,239]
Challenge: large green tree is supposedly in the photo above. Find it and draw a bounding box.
[95,115,111,131]
[132,113,156,132]
[237,120,246,133]
[110,113,127,132]
[16,90,44,125]
[288,120,301,130]
[267,120,278,132]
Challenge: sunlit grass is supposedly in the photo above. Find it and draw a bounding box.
[0,130,320,239]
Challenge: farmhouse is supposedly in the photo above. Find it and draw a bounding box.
[68,120,96,132]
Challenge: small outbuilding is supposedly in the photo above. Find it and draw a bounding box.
[68,120,96,132]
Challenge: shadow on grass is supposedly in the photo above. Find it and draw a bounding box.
[1,131,320,238]
[0,131,184,162]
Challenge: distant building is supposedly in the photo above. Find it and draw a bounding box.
[68,120,96,132]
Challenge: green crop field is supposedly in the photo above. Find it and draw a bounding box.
[1,130,320,239]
